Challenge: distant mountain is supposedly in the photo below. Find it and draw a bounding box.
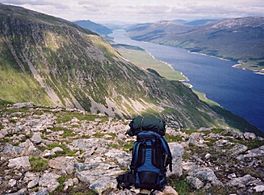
[74,20,112,36]
[1,3,257,131]
[126,21,194,42]
[127,17,264,73]
[185,19,218,26]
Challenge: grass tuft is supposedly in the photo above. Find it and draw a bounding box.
[29,156,49,172]
[47,143,76,157]
[168,176,191,195]
[56,112,97,123]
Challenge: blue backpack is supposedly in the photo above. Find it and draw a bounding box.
[117,116,172,191]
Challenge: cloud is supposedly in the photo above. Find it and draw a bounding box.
[1,0,264,23]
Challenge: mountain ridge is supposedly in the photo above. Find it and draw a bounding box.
[0,3,261,133]
[127,17,264,74]
[74,20,112,36]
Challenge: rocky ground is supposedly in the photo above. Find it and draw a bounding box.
[0,103,264,195]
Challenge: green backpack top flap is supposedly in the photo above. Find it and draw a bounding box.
[127,116,166,136]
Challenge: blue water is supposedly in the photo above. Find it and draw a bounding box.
[111,30,264,131]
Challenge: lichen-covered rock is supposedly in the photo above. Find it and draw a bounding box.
[89,176,118,194]
[104,149,131,167]
[188,167,222,186]
[2,144,24,157]
[228,174,261,188]
[38,172,60,192]
[188,133,204,147]
[31,132,42,144]
[48,156,76,174]
[187,176,204,189]
[8,156,31,170]
[254,185,264,192]
[167,143,184,177]
[244,132,256,140]
[228,144,248,157]
[153,186,178,195]
[237,145,264,160]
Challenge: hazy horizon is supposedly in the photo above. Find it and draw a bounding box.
[1,0,264,24]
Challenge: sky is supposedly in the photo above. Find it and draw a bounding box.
[1,0,264,23]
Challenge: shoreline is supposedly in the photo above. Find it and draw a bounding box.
[186,50,264,76]
[144,50,189,82]
[112,33,226,109]
[188,50,230,62]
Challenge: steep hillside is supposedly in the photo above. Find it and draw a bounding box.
[0,4,260,132]
[127,17,264,74]
[74,20,112,36]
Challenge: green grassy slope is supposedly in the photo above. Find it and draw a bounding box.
[114,44,187,81]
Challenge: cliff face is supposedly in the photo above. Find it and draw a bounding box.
[0,4,259,131]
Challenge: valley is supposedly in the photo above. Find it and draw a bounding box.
[127,17,264,75]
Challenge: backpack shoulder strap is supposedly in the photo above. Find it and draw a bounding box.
[160,136,173,171]
[130,141,141,172]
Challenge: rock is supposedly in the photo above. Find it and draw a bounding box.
[228,144,248,157]
[51,147,64,154]
[31,132,42,144]
[89,176,117,194]
[8,156,31,170]
[24,172,39,182]
[254,185,264,192]
[117,133,127,140]
[27,178,39,188]
[19,139,39,155]
[71,138,109,151]
[257,136,264,141]
[0,129,8,138]
[38,172,60,192]
[154,186,178,195]
[188,167,222,186]
[48,156,76,174]
[182,161,197,172]
[2,144,23,157]
[71,117,80,123]
[226,129,244,139]
[244,132,256,140]
[6,188,27,195]
[187,176,204,189]
[104,149,131,167]
[188,133,204,146]
[42,150,54,158]
[73,177,79,184]
[205,153,211,159]
[63,178,74,191]
[166,128,179,136]
[237,145,264,160]
[32,188,49,195]
[215,139,230,147]
[11,102,34,109]
[227,173,236,179]
[9,179,17,187]
[228,174,260,188]
[76,161,123,194]
[167,143,184,177]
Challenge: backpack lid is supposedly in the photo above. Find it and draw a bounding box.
[127,115,166,136]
